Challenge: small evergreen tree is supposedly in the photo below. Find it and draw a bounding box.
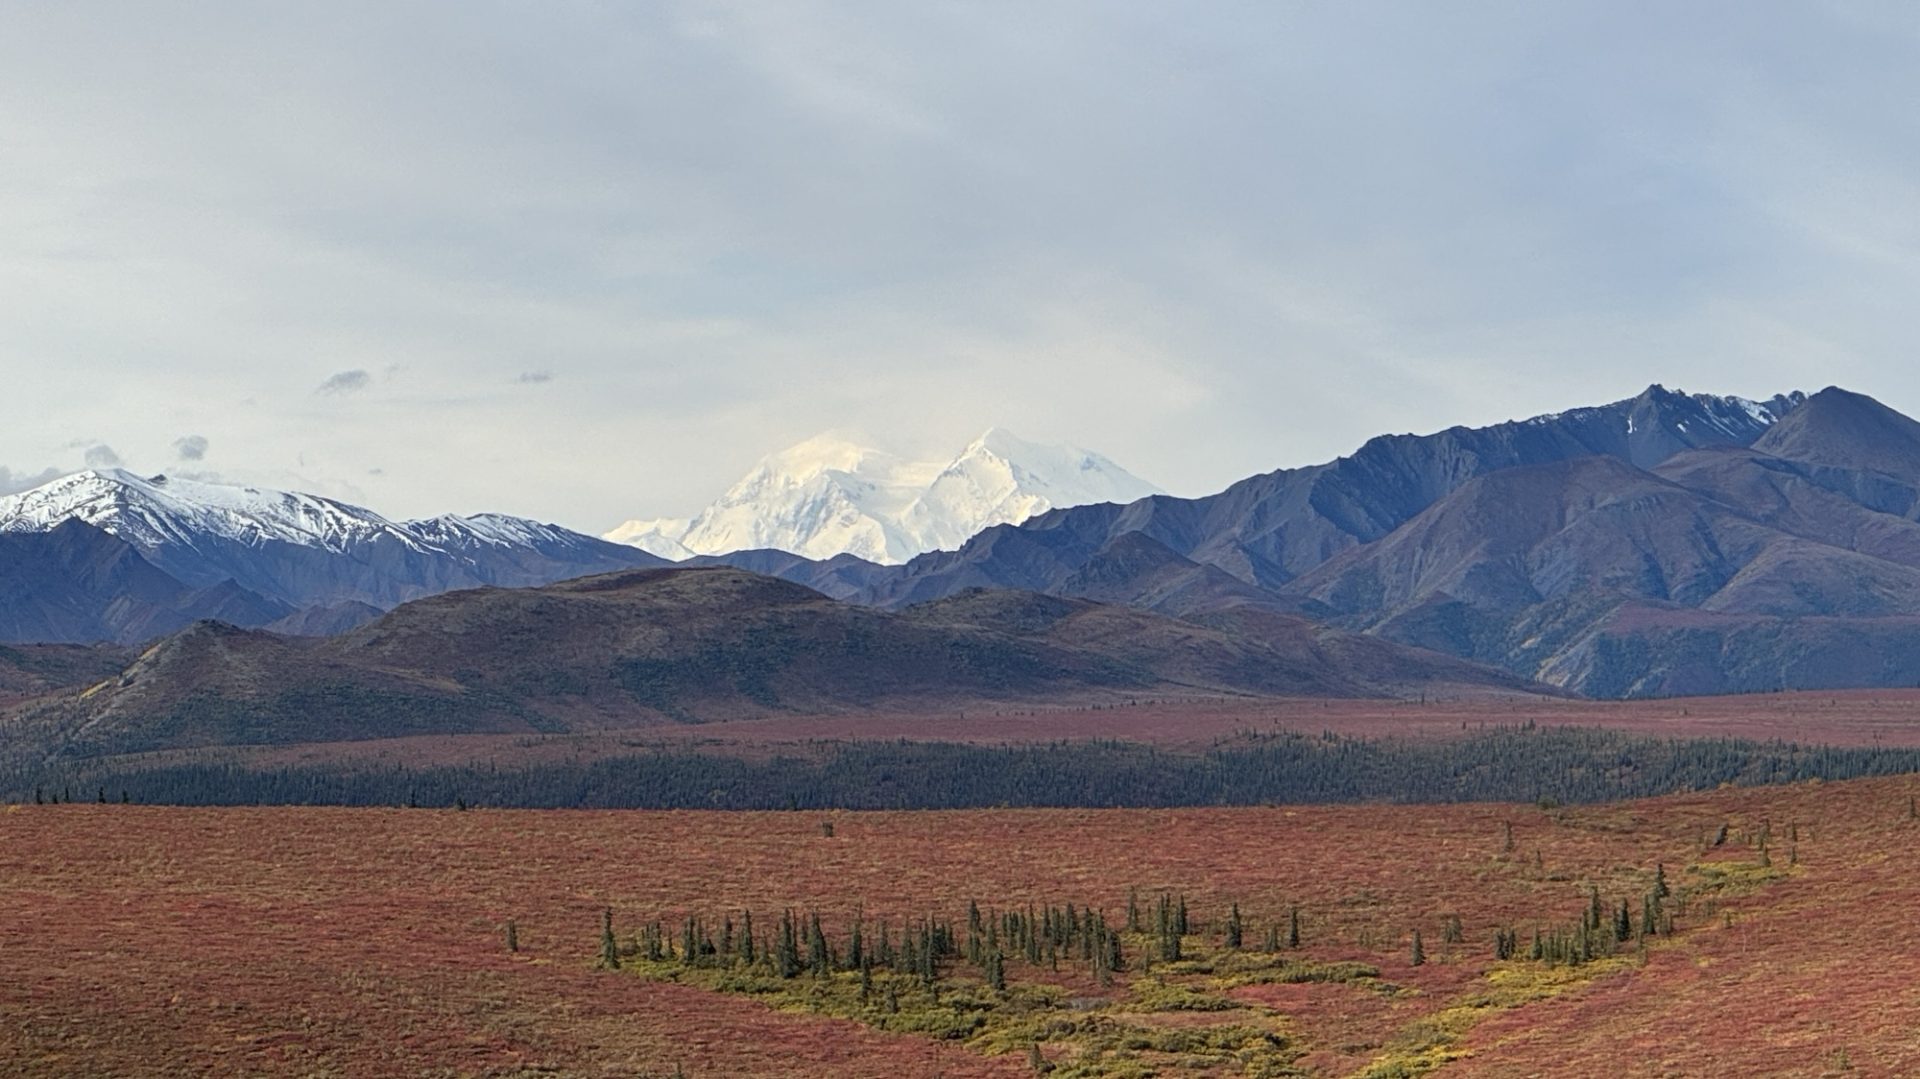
[599,908,620,970]
[1409,928,1425,967]
[808,913,830,978]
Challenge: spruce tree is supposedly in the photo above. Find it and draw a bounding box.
[599,908,620,970]
[1225,903,1243,950]
[506,919,519,954]
[808,913,830,978]
[1409,929,1425,967]
[1287,905,1301,949]
[777,911,801,978]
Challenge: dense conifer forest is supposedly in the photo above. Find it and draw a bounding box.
[15,725,1920,809]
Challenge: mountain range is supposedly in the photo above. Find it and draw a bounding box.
[806,385,1920,697]
[603,428,1162,564]
[13,385,1920,704]
[0,469,665,642]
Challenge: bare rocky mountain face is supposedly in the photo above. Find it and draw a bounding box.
[817,386,1920,697]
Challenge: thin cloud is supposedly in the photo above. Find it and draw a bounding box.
[316,369,372,395]
[0,466,63,496]
[173,434,209,461]
[83,444,122,469]
[517,371,553,384]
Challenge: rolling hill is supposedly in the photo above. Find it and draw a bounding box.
[0,566,1541,763]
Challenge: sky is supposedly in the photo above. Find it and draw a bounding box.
[3,2,1919,532]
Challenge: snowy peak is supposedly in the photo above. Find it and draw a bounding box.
[751,431,930,486]
[0,470,628,561]
[905,430,1160,554]
[606,430,1164,564]
[404,512,587,551]
[0,469,663,620]
[0,469,424,553]
[602,517,696,560]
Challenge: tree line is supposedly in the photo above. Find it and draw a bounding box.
[14,725,1920,810]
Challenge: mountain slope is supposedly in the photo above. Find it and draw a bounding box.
[1267,389,1920,694]
[862,386,1805,607]
[605,429,1163,564]
[0,641,137,704]
[1750,386,1920,479]
[0,470,666,621]
[7,567,1544,759]
[0,521,290,645]
[815,384,1920,697]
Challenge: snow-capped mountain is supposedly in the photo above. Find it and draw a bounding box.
[0,470,428,553]
[0,469,663,615]
[605,429,1164,564]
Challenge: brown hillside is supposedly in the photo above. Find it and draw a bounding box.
[7,567,1542,760]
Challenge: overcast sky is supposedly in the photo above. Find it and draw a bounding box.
[4,2,1919,530]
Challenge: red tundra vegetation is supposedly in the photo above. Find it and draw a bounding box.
[6,774,1920,1076]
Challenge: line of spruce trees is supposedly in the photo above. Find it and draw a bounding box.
[591,864,1691,992]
